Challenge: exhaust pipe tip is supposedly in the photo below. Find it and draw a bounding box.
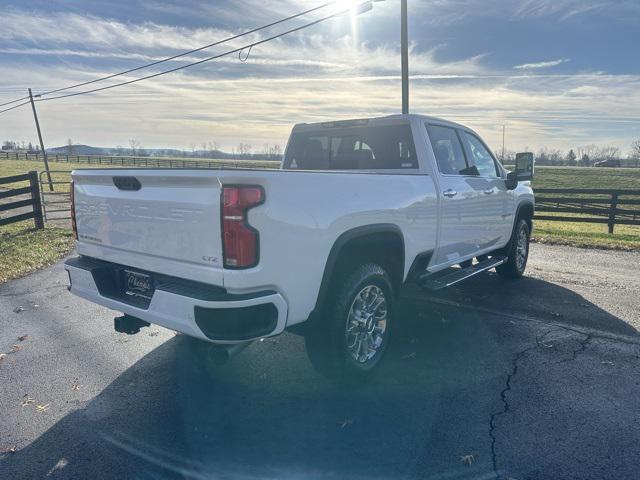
[206,342,252,365]
[208,347,230,365]
[114,314,150,335]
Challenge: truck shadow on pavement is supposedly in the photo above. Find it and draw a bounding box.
[1,273,638,479]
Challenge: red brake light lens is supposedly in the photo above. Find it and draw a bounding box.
[70,180,78,239]
[221,186,264,268]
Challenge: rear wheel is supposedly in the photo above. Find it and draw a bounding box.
[305,263,394,379]
[496,218,530,279]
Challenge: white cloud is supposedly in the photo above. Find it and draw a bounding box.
[513,59,570,70]
[0,9,638,153]
[406,0,640,25]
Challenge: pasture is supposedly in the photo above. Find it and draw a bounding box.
[1,159,639,250]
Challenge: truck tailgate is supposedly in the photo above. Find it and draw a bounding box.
[73,169,224,282]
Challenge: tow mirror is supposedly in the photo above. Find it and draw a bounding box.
[506,152,534,189]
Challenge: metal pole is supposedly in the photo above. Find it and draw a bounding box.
[401,0,409,114]
[502,124,505,161]
[28,88,53,192]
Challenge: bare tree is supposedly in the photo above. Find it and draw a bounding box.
[536,148,564,166]
[577,144,620,165]
[207,141,219,158]
[210,141,219,151]
[237,142,252,157]
[630,139,640,167]
[128,139,141,156]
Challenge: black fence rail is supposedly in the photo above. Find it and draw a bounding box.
[0,171,44,229]
[0,151,280,170]
[534,188,640,233]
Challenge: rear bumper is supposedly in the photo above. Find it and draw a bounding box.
[64,256,288,343]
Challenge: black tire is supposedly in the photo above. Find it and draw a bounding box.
[305,263,395,379]
[496,218,530,279]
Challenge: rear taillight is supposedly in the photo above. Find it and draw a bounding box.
[70,180,78,239]
[221,186,264,269]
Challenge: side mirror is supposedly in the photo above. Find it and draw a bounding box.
[506,152,534,189]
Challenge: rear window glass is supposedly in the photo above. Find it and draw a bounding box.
[283,125,417,170]
[426,124,469,175]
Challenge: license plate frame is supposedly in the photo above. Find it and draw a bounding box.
[123,269,154,300]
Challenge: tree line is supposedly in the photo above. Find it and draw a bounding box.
[497,140,640,167]
[4,137,640,166]
[2,138,284,161]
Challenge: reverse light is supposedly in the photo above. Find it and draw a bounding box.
[221,186,264,269]
[70,180,78,239]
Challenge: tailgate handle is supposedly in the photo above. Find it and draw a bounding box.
[113,177,141,191]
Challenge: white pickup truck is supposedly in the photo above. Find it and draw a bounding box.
[65,114,534,377]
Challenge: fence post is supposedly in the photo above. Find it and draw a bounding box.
[28,170,44,229]
[608,192,618,234]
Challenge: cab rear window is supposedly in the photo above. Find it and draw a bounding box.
[283,125,417,170]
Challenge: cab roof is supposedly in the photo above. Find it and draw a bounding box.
[292,114,468,132]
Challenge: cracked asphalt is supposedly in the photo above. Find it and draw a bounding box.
[1,244,639,480]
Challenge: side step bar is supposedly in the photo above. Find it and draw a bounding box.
[419,256,507,291]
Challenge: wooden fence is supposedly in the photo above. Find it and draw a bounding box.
[0,151,280,170]
[534,189,640,233]
[0,171,44,229]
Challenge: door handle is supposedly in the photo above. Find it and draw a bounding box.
[483,188,495,195]
[443,189,457,198]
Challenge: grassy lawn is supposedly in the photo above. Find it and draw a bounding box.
[2,159,639,255]
[530,167,640,250]
[0,159,80,191]
[0,220,75,283]
[0,158,278,192]
[533,220,640,251]
[532,166,640,190]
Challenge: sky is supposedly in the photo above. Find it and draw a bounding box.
[0,0,639,154]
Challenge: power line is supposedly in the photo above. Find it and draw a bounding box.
[36,3,363,103]
[0,95,30,108]
[35,1,337,98]
[0,100,31,114]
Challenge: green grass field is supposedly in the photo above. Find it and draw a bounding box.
[532,165,640,190]
[529,166,640,250]
[0,157,278,192]
[1,159,639,252]
[0,220,74,283]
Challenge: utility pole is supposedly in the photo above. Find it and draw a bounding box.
[502,124,506,162]
[401,0,409,114]
[28,88,53,191]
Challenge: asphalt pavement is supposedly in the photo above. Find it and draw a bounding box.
[1,244,639,480]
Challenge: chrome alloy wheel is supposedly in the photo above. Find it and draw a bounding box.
[516,224,528,271]
[345,285,388,364]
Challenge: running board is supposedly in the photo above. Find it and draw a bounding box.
[419,256,507,291]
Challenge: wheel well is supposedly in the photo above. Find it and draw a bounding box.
[313,226,405,314]
[518,202,534,231]
[335,231,404,287]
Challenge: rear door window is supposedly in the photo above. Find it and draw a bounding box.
[426,124,469,175]
[283,125,417,170]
